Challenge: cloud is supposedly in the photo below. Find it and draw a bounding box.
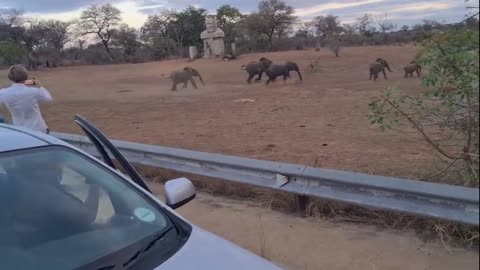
[294,0,465,27]
[0,0,108,13]
[2,0,469,29]
[294,0,385,17]
[393,2,451,12]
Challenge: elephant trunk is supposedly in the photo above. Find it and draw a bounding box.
[296,69,303,80]
[197,74,205,86]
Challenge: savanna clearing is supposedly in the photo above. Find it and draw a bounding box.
[1,45,444,181]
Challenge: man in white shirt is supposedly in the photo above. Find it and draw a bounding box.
[0,65,53,133]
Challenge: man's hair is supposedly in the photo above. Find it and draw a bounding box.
[8,65,29,83]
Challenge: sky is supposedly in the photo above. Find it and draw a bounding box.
[0,0,471,28]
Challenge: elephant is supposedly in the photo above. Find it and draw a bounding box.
[404,63,421,78]
[241,57,273,83]
[376,58,392,72]
[265,61,303,85]
[169,67,205,91]
[369,58,392,81]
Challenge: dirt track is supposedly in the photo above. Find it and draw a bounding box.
[0,45,444,180]
[150,183,479,270]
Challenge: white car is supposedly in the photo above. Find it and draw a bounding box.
[0,115,282,270]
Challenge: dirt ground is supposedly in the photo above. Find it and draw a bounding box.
[150,183,478,270]
[0,46,446,180]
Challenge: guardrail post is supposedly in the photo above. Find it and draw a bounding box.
[295,195,309,218]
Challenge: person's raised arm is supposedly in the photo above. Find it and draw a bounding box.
[31,80,53,103]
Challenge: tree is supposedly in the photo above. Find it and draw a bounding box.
[375,13,396,32]
[0,40,26,65]
[168,6,207,55]
[248,0,297,49]
[355,14,374,36]
[400,25,410,32]
[41,20,70,51]
[141,10,176,58]
[411,20,442,41]
[369,29,479,185]
[0,8,24,27]
[217,5,244,46]
[112,24,139,59]
[313,15,341,38]
[313,14,342,45]
[295,21,315,38]
[341,23,361,45]
[77,4,121,59]
[142,10,174,40]
[375,13,396,43]
[0,9,25,45]
[72,38,86,60]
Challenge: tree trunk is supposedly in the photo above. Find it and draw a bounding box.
[268,35,273,52]
[102,40,114,60]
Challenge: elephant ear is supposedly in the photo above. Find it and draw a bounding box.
[260,58,272,67]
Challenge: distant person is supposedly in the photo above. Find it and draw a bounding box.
[0,65,52,133]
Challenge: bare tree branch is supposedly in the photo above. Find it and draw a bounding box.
[385,98,461,160]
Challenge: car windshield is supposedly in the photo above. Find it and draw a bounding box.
[0,146,170,269]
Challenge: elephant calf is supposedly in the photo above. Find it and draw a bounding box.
[265,61,303,85]
[242,57,272,83]
[404,63,421,78]
[369,58,392,81]
[169,67,205,91]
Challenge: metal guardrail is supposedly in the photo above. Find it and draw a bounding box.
[53,132,479,226]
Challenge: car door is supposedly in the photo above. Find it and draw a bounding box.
[73,114,152,194]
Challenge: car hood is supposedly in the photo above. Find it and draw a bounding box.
[156,225,282,270]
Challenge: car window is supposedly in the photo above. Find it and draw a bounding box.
[61,167,115,224]
[75,114,151,193]
[0,146,170,270]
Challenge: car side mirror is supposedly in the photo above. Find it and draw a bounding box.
[165,177,196,209]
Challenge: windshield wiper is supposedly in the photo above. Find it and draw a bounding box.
[122,226,175,268]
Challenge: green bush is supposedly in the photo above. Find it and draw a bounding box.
[368,29,479,185]
[0,41,27,65]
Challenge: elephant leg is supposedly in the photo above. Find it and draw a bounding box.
[373,73,378,81]
[369,70,373,80]
[171,82,177,91]
[404,72,408,78]
[183,81,188,88]
[247,73,255,84]
[382,70,387,80]
[416,70,420,77]
[255,72,263,81]
[189,78,198,89]
[266,76,274,85]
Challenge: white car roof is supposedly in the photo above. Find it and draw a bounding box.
[0,124,69,152]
